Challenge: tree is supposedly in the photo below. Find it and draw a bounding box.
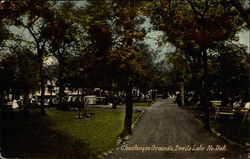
[71,1,115,103]
[0,52,17,103]
[0,25,12,104]
[147,0,244,130]
[0,24,10,47]
[165,51,192,106]
[210,43,250,104]
[2,1,67,115]
[110,1,148,135]
[44,64,57,99]
[77,1,147,135]
[0,45,39,107]
[230,0,250,29]
[47,2,81,107]
[0,1,53,115]
[135,43,159,101]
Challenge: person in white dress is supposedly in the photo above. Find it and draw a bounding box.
[12,99,19,109]
[244,102,250,109]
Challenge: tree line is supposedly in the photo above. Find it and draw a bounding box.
[0,0,249,135]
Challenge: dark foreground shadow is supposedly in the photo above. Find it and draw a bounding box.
[1,110,91,159]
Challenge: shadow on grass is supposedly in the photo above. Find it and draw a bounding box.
[1,110,91,159]
[179,105,250,146]
[211,118,250,144]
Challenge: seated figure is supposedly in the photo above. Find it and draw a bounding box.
[244,102,250,109]
[12,99,19,109]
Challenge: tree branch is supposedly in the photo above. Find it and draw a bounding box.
[186,0,203,17]
[41,39,47,52]
[19,21,39,44]
[38,21,47,42]
[231,0,250,29]
[202,0,210,17]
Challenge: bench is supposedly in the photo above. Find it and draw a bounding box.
[211,100,221,108]
[214,106,234,120]
[214,102,250,124]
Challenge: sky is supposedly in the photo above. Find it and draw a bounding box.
[238,29,250,53]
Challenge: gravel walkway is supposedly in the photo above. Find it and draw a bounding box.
[106,99,249,159]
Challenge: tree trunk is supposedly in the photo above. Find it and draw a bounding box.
[23,90,29,110]
[81,88,85,108]
[123,1,135,136]
[0,91,4,107]
[144,93,147,102]
[123,83,133,136]
[248,55,250,101]
[50,80,53,98]
[58,60,65,108]
[191,63,199,103]
[112,98,117,109]
[77,88,80,108]
[112,92,117,109]
[221,81,229,107]
[138,90,141,102]
[20,90,30,116]
[202,48,211,131]
[180,81,185,106]
[38,53,46,116]
[58,82,64,108]
[152,89,156,102]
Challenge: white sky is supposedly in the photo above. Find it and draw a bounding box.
[238,29,250,53]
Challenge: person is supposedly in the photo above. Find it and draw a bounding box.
[244,102,250,109]
[12,99,19,110]
[69,97,74,110]
[233,100,240,110]
[152,90,156,102]
[176,93,181,106]
[30,97,35,105]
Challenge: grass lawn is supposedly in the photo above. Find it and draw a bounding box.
[180,105,250,146]
[1,108,140,159]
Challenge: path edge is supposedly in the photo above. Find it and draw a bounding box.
[194,118,250,151]
[98,109,145,159]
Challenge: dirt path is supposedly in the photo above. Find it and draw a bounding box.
[107,99,248,159]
